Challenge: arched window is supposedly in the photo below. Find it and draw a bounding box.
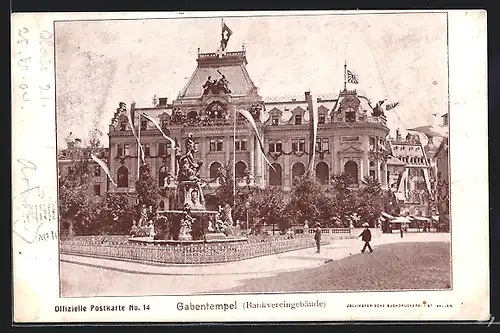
[344,160,358,184]
[235,161,247,179]
[269,163,282,186]
[158,165,168,187]
[315,162,330,185]
[210,162,222,179]
[292,162,305,185]
[117,166,129,188]
[159,200,165,210]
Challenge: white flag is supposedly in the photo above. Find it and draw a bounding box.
[141,113,176,146]
[125,104,145,162]
[91,153,117,187]
[236,108,276,171]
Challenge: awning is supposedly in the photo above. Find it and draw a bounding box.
[411,216,429,222]
[381,212,395,219]
[392,216,411,223]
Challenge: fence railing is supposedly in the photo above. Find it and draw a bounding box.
[60,235,329,264]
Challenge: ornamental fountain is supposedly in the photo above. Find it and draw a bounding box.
[128,132,248,245]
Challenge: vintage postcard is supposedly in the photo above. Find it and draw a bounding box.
[12,10,489,323]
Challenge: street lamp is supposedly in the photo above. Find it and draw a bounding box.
[245,201,250,231]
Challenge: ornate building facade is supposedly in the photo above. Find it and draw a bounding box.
[106,49,392,210]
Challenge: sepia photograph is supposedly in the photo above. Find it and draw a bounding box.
[54,13,452,298]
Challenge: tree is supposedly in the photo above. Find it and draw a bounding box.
[330,173,358,227]
[287,175,326,226]
[93,192,134,235]
[135,163,160,210]
[357,177,384,227]
[247,187,290,231]
[58,146,95,236]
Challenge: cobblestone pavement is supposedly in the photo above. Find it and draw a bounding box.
[60,231,450,297]
[219,242,452,293]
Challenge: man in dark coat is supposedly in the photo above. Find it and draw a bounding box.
[358,222,373,253]
[314,223,322,253]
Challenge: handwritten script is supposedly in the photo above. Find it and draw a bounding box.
[13,26,57,244]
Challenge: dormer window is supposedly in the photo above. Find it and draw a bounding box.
[295,115,302,125]
[140,120,148,131]
[272,116,279,125]
[161,119,169,130]
[318,114,326,124]
[120,120,127,131]
[345,107,356,122]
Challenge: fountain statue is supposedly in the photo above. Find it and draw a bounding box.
[129,131,248,245]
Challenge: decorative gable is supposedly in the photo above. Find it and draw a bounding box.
[288,106,306,125]
[265,107,284,126]
[317,105,329,124]
[338,145,364,154]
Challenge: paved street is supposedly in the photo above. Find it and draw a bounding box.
[60,231,450,297]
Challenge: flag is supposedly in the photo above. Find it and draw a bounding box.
[125,103,145,162]
[346,70,359,84]
[222,22,233,44]
[140,113,176,146]
[386,102,400,111]
[305,92,318,175]
[217,20,233,56]
[91,153,117,187]
[236,108,276,171]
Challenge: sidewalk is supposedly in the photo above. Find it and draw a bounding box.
[61,231,450,277]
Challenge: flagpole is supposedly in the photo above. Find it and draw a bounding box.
[233,106,236,208]
[137,113,141,179]
[344,60,347,91]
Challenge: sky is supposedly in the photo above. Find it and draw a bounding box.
[55,12,448,148]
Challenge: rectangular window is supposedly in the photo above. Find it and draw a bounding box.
[124,144,130,156]
[140,120,148,131]
[144,143,150,157]
[318,114,326,124]
[292,139,298,152]
[369,137,376,150]
[295,115,302,125]
[94,166,101,177]
[322,138,329,151]
[316,138,321,151]
[298,139,305,152]
[234,138,248,151]
[120,120,127,131]
[272,116,279,125]
[210,139,216,152]
[369,170,376,180]
[216,139,224,151]
[275,140,282,153]
[269,141,275,153]
[93,184,101,196]
[117,144,124,156]
[158,143,166,156]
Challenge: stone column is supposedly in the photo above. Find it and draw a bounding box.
[254,132,264,188]
[170,146,176,177]
[362,136,370,181]
[249,134,255,175]
[283,139,291,190]
[225,135,230,163]
[331,136,337,176]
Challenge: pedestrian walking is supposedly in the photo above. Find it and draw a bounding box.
[314,223,322,253]
[400,225,404,238]
[358,222,373,253]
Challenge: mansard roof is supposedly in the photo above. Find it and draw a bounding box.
[177,51,258,99]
